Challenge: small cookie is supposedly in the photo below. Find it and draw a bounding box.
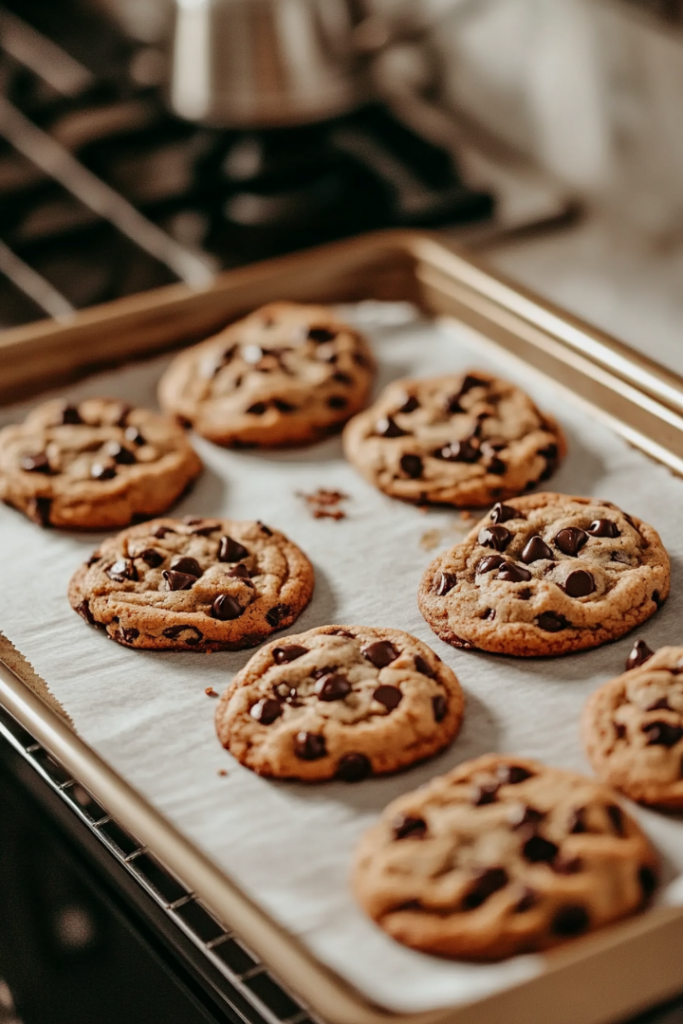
[215,625,463,781]
[0,398,202,530]
[583,644,683,810]
[68,516,314,651]
[418,493,669,656]
[158,302,376,447]
[353,754,659,961]
[342,371,565,506]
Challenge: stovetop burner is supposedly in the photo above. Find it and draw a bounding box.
[0,0,495,329]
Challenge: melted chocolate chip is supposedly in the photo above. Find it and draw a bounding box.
[211,594,244,619]
[562,569,595,598]
[91,462,116,481]
[482,607,496,620]
[55,403,82,425]
[265,603,290,627]
[336,752,371,782]
[484,454,506,475]
[438,439,479,463]
[393,815,427,840]
[273,399,297,413]
[513,887,539,913]
[76,599,95,625]
[376,416,407,438]
[250,698,282,725]
[139,548,164,568]
[153,525,175,538]
[20,452,52,473]
[226,565,253,585]
[490,502,519,524]
[163,569,196,591]
[508,804,544,829]
[614,722,627,740]
[308,326,336,343]
[567,807,586,834]
[607,804,625,837]
[496,764,533,785]
[398,395,419,414]
[471,782,498,806]
[332,371,353,386]
[362,640,399,668]
[273,645,308,664]
[124,426,145,446]
[328,395,348,410]
[462,867,508,910]
[522,835,559,863]
[587,519,620,538]
[643,721,683,747]
[521,535,553,563]
[445,394,464,414]
[294,731,327,760]
[162,625,203,644]
[639,865,657,900]
[435,571,457,596]
[373,685,402,711]
[460,374,489,394]
[414,655,435,677]
[257,521,273,536]
[105,441,136,465]
[646,697,671,712]
[246,402,267,415]
[498,561,532,583]
[218,535,249,562]
[554,527,588,556]
[120,627,140,644]
[107,559,137,583]
[432,695,447,722]
[399,453,423,478]
[478,525,511,551]
[477,554,505,574]
[518,587,532,600]
[189,522,221,536]
[536,611,569,632]
[315,673,351,701]
[28,496,52,527]
[170,555,202,578]
[551,905,589,937]
[626,639,654,672]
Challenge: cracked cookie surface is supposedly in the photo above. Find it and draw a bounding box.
[583,644,683,809]
[215,625,463,781]
[418,492,669,656]
[353,754,658,961]
[158,302,376,447]
[342,371,565,506]
[0,398,202,530]
[68,516,314,651]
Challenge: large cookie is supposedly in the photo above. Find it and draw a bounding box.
[0,398,202,530]
[215,625,463,781]
[69,516,314,651]
[158,302,376,447]
[353,754,659,961]
[418,493,669,656]
[583,644,683,810]
[342,371,565,506]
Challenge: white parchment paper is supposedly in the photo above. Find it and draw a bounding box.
[1,303,683,1015]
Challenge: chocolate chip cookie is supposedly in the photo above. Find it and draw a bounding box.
[0,398,202,530]
[157,302,376,447]
[68,516,314,651]
[418,493,669,657]
[583,644,683,810]
[342,371,565,507]
[215,625,463,781]
[353,754,659,961]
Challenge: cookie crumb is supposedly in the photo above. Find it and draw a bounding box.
[217,768,227,776]
[205,686,219,697]
[420,528,442,551]
[297,488,349,520]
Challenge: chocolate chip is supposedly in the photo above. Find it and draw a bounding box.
[273,645,308,664]
[273,399,297,413]
[472,781,498,806]
[393,815,427,840]
[218,535,249,562]
[294,731,326,760]
[614,722,627,740]
[607,804,625,836]
[20,452,52,473]
[327,395,347,410]
[183,515,204,525]
[399,454,423,478]
[522,835,559,863]
[170,555,202,578]
[508,804,544,829]
[652,590,664,608]
[643,721,683,747]
[105,441,136,464]
[257,521,273,536]
[568,807,586,834]
[478,525,511,551]
[376,416,407,438]
[75,599,95,625]
[537,443,559,481]
[554,527,588,556]
[482,607,496,620]
[315,672,351,701]
[435,571,457,596]
[120,627,139,644]
[587,519,620,538]
[139,548,164,568]
[246,402,267,415]
[162,625,203,644]
[498,561,532,583]
[562,569,595,598]
[497,764,533,785]
[536,611,569,632]
[163,569,196,591]
[484,454,506,475]
[189,522,221,536]
[460,374,489,394]
[432,695,447,722]
[513,887,538,913]
[437,439,479,462]
[226,564,253,584]
[626,639,654,671]
[398,395,419,413]
[211,594,244,619]
[28,497,52,527]
[518,587,532,600]
[521,536,553,563]
[124,426,145,446]
[335,752,371,782]
[153,525,175,538]
[107,559,137,582]
[250,698,282,725]
[373,685,402,710]
[414,655,435,677]
[646,697,671,712]
[477,554,505,574]
[332,371,353,385]
[308,326,336,343]
[490,502,519,524]
[445,394,464,414]
[91,462,116,481]
[55,402,82,425]
[265,603,290,627]
[639,865,657,900]
[462,867,508,910]
[551,905,589,937]
[362,640,399,668]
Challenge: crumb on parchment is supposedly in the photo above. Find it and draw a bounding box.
[205,686,219,697]
[297,488,350,520]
